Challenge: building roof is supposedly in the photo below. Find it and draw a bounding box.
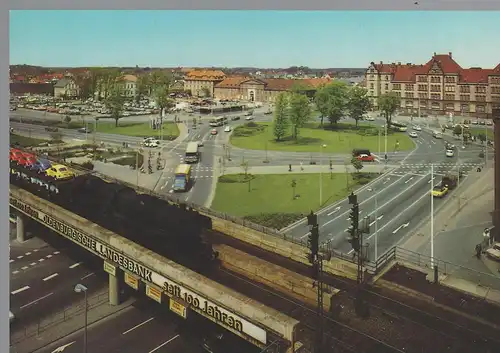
[215,76,252,88]
[185,70,226,81]
[302,78,333,88]
[54,78,71,88]
[121,74,137,82]
[371,53,500,84]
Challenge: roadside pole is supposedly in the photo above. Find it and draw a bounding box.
[430,163,434,268]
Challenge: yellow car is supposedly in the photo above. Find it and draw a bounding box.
[431,185,449,198]
[45,164,75,180]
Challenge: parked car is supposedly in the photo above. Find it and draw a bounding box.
[45,164,75,180]
[9,149,24,163]
[224,126,232,132]
[30,158,52,173]
[18,155,38,168]
[211,129,218,135]
[486,243,500,261]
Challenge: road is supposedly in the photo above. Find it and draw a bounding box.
[10,223,108,329]
[286,126,491,260]
[34,298,260,353]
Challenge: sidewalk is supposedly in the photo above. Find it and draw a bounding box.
[10,291,135,353]
[222,164,398,175]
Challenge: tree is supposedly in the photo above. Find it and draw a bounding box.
[273,92,289,141]
[288,93,311,140]
[314,81,349,126]
[105,85,125,127]
[478,132,487,143]
[149,71,173,96]
[351,157,364,173]
[377,92,400,127]
[135,74,150,103]
[155,85,175,124]
[63,115,71,125]
[453,124,463,136]
[290,81,311,96]
[347,86,371,128]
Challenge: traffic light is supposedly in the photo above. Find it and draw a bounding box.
[312,262,319,280]
[307,211,317,226]
[349,204,359,229]
[308,225,319,256]
[348,234,360,252]
[347,203,360,252]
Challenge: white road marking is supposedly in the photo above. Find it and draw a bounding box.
[25,252,32,256]
[122,317,155,335]
[12,270,19,274]
[9,259,14,263]
[404,176,414,184]
[148,335,180,353]
[51,341,75,353]
[33,249,39,252]
[369,215,384,227]
[392,222,410,234]
[53,251,60,255]
[327,207,341,216]
[46,254,53,258]
[11,286,30,295]
[43,273,59,281]
[30,262,37,266]
[17,255,24,259]
[427,177,436,184]
[39,258,45,262]
[81,272,94,280]
[69,262,82,268]
[20,292,54,309]
[21,266,29,270]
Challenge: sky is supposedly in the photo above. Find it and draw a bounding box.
[9,10,500,69]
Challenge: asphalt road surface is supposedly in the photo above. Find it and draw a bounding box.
[34,298,260,353]
[286,127,491,260]
[10,224,108,329]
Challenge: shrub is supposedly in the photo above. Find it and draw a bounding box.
[244,212,303,229]
[80,161,95,170]
[218,174,253,183]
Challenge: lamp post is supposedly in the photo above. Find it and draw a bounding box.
[430,164,435,268]
[74,283,88,353]
[369,187,380,262]
[319,144,327,206]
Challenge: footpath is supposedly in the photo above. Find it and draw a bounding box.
[223,163,398,175]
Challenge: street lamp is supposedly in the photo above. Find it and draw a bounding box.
[74,283,88,353]
[369,187,380,262]
[319,144,327,206]
[430,164,435,268]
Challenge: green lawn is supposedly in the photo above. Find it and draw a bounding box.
[55,120,180,139]
[211,172,376,228]
[10,133,48,147]
[470,127,494,140]
[230,122,414,154]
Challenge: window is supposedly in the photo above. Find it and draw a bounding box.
[459,85,470,93]
[476,105,485,113]
[417,76,428,82]
[476,86,487,94]
[445,103,454,110]
[405,84,414,91]
[490,77,500,84]
[430,93,440,100]
[418,92,428,99]
[461,104,470,112]
[385,76,389,81]
[492,86,500,94]
[405,92,414,98]
[393,84,401,90]
[492,95,500,103]
[460,94,470,101]
[445,85,455,92]
[430,76,441,83]
[370,83,374,89]
[476,95,486,102]
[418,84,427,91]
[385,84,389,90]
[445,76,456,83]
[430,85,441,92]
[394,91,401,97]
[444,94,455,101]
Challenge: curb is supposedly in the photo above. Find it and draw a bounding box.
[279,166,396,233]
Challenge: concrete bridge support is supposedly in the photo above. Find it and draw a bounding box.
[16,214,25,243]
[109,272,121,306]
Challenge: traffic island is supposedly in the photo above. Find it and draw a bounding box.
[211,172,378,229]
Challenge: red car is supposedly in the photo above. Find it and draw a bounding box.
[10,149,24,163]
[18,155,38,168]
[356,154,375,162]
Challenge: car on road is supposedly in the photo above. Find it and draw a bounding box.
[432,184,449,198]
[245,116,254,121]
[45,126,59,132]
[17,154,38,168]
[352,149,375,162]
[45,164,75,180]
[211,129,218,135]
[30,158,52,173]
[197,140,204,147]
[445,149,454,157]
[487,120,493,126]
[472,120,479,125]
[77,127,90,133]
[231,116,241,121]
[364,116,375,121]
[244,110,253,116]
[409,131,418,138]
[413,125,422,131]
[486,243,500,262]
[264,110,273,115]
[224,126,232,132]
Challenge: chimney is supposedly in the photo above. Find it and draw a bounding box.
[406,63,411,65]
[433,52,436,56]
[397,62,401,65]
[379,61,383,64]
[449,52,452,58]
[391,62,396,66]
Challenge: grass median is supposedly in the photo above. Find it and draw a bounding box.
[230,122,414,154]
[10,133,48,147]
[211,172,377,229]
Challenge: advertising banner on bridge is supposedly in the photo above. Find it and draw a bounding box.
[146,284,162,304]
[169,298,188,319]
[124,272,139,290]
[103,261,116,276]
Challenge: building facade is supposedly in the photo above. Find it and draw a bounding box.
[184,70,226,97]
[365,52,500,118]
[53,78,79,99]
[121,74,137,98]
[214,77,331,102]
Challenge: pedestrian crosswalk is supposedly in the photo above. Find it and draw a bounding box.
[398,162,483,169]
[390,161,484,176]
